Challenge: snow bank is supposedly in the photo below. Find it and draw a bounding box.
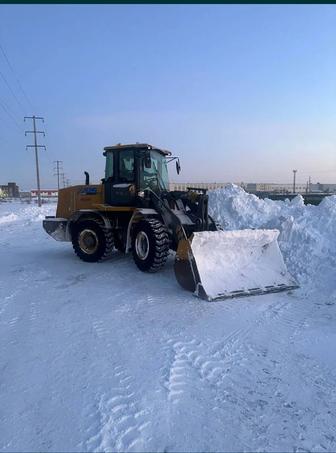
[0,202,55,229]
[209,184,336,290]
[0,213,18,224]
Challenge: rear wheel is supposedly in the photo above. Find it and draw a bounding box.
[72,219,114,262]
[132,218,170,272]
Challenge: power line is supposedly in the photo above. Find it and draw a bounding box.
[0,97,22,130]
[0,42,34,111]
[25,116,46,207]
[0,69,26,114]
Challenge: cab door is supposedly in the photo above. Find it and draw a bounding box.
[104,149,137,206]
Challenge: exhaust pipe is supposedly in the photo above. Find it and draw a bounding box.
[84,171,90,185]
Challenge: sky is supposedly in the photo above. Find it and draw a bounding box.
[0,4,335,190]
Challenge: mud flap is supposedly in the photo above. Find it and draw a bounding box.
[174,229,298,301]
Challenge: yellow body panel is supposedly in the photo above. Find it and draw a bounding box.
[92,204,135,212]
[56,185,104,218]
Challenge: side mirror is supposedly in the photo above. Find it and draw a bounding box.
[144,151,151,169]
[176,159,181,175]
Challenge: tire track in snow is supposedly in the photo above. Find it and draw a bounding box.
[159,328,260,449]
[217,294,336,450]
[172,330,249,386]
[92,319,109,340]
[163,339,201,404]
[161,325,253,412]
[161,293,310,402]
[240,341,336,451]
[6,315,19,330]
[1,266,48,333]
[85,365,152,452]
[213,295,335,449]
[160,293,336,450]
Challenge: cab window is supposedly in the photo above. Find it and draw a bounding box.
[105,152,114,179]
[119,150,135,182]
[141,151,169,191]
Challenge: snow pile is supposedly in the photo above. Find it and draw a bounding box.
[0,202,55,229]
[0,213,18,224]
[0,203,56,242]
[209,184,336,290]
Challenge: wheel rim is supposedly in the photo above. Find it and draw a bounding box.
[135,231,149,260]
[78,229,99,254]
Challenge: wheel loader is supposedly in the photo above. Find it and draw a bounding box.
[43,143,298,301]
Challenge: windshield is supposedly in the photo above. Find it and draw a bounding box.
[141,150,169,191]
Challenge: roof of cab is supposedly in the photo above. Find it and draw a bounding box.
[103,143,171,156]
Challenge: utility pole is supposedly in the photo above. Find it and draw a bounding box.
[292,169,297,194]
[53,160,63,190]
[61,173,66,188]
[24,116,45,207]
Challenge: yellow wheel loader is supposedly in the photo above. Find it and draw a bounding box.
[43,143,298,301]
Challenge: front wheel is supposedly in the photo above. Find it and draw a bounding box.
[131,218,170,272]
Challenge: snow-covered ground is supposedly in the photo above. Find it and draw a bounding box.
[1,192,336,452]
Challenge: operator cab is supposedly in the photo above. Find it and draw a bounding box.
[103,143,171,206]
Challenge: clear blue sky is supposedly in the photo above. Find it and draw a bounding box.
[0,4,335,190]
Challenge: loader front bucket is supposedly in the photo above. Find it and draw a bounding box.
[174,229,298,301]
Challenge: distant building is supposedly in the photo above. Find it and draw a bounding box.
[19,191,32,199]
[309,183,336,193]
[0,182,20,198]
[246,183,307,194]
[31,189,58,198]
[169,181,336,195]
[169,182,310,193]
[169,182,234,191]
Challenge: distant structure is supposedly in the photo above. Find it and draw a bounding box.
[0,182,20,198]
[309,183,336,193]
[246,182,336,194]
[19,191,32,200]
[170,181,336,195]
[245,182,307,194]
[169,182,232,191]
[292,170,297,194]
[31,189,58,199]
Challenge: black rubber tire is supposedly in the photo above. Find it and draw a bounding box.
[131,218,170,272]
[72,219,114,262]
